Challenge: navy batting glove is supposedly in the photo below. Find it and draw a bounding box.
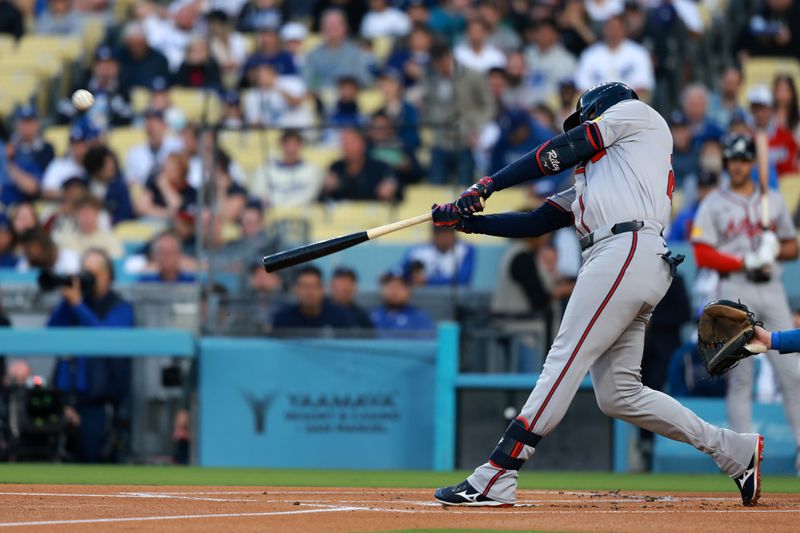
[455,176,495,216]
[431,203,462,228]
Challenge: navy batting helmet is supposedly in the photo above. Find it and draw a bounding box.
[563,82,639,131]
[722,133,756,162]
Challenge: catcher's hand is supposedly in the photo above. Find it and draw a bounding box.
[698,300,763,377]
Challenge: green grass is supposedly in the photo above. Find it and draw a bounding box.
[0,465,799,493]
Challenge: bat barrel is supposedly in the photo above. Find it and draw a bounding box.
[262,231,369,273]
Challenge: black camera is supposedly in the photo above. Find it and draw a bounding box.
[37,270,95,294]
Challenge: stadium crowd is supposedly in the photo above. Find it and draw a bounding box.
[0,0,800,463]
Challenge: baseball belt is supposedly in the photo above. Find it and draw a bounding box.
[580,220,644,251]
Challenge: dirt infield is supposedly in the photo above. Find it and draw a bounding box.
[0,485,799,532]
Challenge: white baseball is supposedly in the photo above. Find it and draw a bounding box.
[71,89,95,111]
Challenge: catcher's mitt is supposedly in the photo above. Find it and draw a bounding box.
[698,300,765,377]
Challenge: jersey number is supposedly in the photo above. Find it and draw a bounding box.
[667,170,675,202]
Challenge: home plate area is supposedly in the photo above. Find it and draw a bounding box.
[0,486,799,532]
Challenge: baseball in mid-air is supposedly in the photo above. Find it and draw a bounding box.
[71,89,95,111]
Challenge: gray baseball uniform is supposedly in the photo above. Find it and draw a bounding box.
[692,185,800,461]
[467,99,758,504]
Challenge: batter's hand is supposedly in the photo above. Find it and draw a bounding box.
[455,176,495,215]
[431,203,462,228]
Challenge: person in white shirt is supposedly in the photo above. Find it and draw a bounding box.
[360,0,411,39]
[243,62,314,128]
[574,15,654,98]
[524,18,578,105]
[453,17,507,74]
[207,9,248,84]
[124,108,184,185]
[585,0,624,23]
[139,1,199,72]
[251,129,323,206]
[42,122,98,198]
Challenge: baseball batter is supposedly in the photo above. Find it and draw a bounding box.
[691,133,800,470]
[431,82,763,507]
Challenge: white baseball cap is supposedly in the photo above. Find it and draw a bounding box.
[280,22,308,42]
[747,85,773,107]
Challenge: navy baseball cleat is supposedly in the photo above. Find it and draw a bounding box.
[733,435,764,506]
[434,480,511,507]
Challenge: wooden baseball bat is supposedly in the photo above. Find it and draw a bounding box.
[262,213,432,273]
[755,130,770,229]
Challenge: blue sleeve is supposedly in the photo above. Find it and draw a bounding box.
[454,245,475,285]
[47,300,75,327]
[71,302,135,328]
[461,201,573,238]
[773,329,800,354]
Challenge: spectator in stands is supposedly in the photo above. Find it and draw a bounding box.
[280,22,309,69]
[667,338,726,397]
[360,0,411,39]
[489,109,555,176]
[42,121,98,198]
[386,24,433,89]
[253,129,323,207]
[669,111,700,190]
[0,214,19,268]
[58,46,133,127]
[239,200,266,239]
[428,0,468,46]
[681,84,725,149]
[242,62,313,128]
[213,150,248,223]
[749,84,798,176]
[736,0,800,60]
[242,24,297,87]
[0,0,24,40]
[117,22,170,93]
[55,195,123,258]
[311,0,367,35]
[138,1,199,72]
[207,9,248,86]
[707,67,746,132]
[320,127,399,201]
[453,17,506,73]
[17,227,79,274]
[370,268,434,337]
[237,0,285,33]
[555,79,579,132]
[83,145,135,226]
[574,15,654,98]
[422,43,494,184]
[219,90,245,129]
[4,105,54,206]
[556,0,596,57]
[37,0,83,35]
[173,36,222,90]
[42,176,89,236]
[327,75,367,130]
[124,108,183,186]
[368,110,423,186]
[9,202,39,240]
[477,1,521,52]
[329,266,374,328]
[139,232,195,283]
[378,70,420,152]
[250,259,283,294]
[183,125,246,189]
[498,52,537,111]
[669,170,719,243]
[48,248,134,463]
[304,8,374,91]
[137,152,194,220]
[403,226,476,287]
[272,265,356,331]
[773,74,800,143]
[524,18,577,106]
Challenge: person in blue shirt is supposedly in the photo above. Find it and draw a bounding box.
[138,232,196,284]
[272,265,356,333]
[668,170,719,242]
[0,214,19,268]
[403,226,476,287]
[370,269,435,337]
[241,24,297,88]
[83,145,135,226]
[3,105,55,206]
[48,248,134,463]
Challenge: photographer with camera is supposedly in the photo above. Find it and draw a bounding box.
[46,248,134,463]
